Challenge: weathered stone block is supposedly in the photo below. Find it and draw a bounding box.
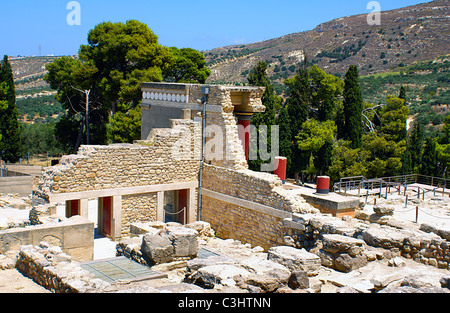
[288,270,310,290]
[267,246,321,276]
[322,234,365,257]
[373,204,395,216]
[334,253,368,273]
[141,233,174,264]
[165,226,198,258]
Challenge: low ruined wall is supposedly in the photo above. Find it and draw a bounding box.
[0,216,94,262]
[202,196,286,250]
[0,175,33,196]
[201,164,318,250]
[37,120,201,198]
[15,243,109,293]
[284,213,450,270]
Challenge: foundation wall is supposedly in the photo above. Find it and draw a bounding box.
[121,192,158,236]
[201,164,319,250]
[0,216,94,262]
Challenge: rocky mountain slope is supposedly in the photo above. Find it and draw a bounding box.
[204,0,449,84]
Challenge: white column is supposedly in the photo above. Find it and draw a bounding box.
[157,191,164,222]
[80,199,89,219]
[188,188,197,223]
[112,195,122,240]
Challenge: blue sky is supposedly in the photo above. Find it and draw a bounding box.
[1,0,430,56]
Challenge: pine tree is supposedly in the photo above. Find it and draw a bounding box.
[0,56,21,163]
[343,65,363,149]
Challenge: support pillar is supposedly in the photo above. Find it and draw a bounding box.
[274,157,287,184]
[112,195,122,240]
[79,199,89,219]
[188,187,196,224]
[235,113,253,164]
[157,191,164,222]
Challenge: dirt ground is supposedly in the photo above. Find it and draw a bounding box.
[0,269,50,293]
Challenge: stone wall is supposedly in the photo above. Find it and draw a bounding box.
[0,175,33,196]
[201,164,319,251]
[121,192,158,234]
[15,243,109,293]
[283,212,450,271]
[202,196,286,250]
[37,119,200,198]
[0,216,94,262]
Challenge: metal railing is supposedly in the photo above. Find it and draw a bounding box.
[333,174,450,197]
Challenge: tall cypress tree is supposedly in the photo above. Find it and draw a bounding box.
[247,61,276,171]
[399,86,407,105]
[0,55,21,163]
[406,121,424,173]
[277,106,292,172]
[343,65,363,149]
[421,137,438,176]
[284,59,311,182]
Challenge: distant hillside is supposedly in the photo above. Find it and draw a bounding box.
[204,0,449,85]
[10,56,61,123]
[360,54,450,136]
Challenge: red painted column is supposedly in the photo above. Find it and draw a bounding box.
[317,176,331,194]
[275,157,287,184]
[236,113,253,164]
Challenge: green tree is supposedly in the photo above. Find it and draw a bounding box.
[276,106,292,172]
[342,65,363,149]
[309,65,344,122]
[399,85,407,105]
[420,137,438,176]
[0,55,21,162]
[163,48,211,83]
[401,150,413,175]
[45,20,210,149]
[296,119,337,175]
[247,61,277,171]
[0,81,8,147]
[19,122,64,156]
[45,56,101,153]
[107,105,142,144]
[379,96,409,143]
[406,121,424,173]
[328,140,367,184]
[284,60,311,181]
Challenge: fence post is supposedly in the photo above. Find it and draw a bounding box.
[415,206,419,224]
[405,195,408,208]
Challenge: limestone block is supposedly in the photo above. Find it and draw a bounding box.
[373,204,395,216]
[268,246,321,276]
[186,264,251,289]
[288,270,310,290]
[334,253,368,273]
[322,234,365,257]
[362,227,409,249]
[141,233,174,265]
[165,226,198,258]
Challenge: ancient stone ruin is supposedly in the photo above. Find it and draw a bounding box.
[1,82,449,293]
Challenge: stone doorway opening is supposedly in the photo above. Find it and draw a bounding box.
[163,189,188,225]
